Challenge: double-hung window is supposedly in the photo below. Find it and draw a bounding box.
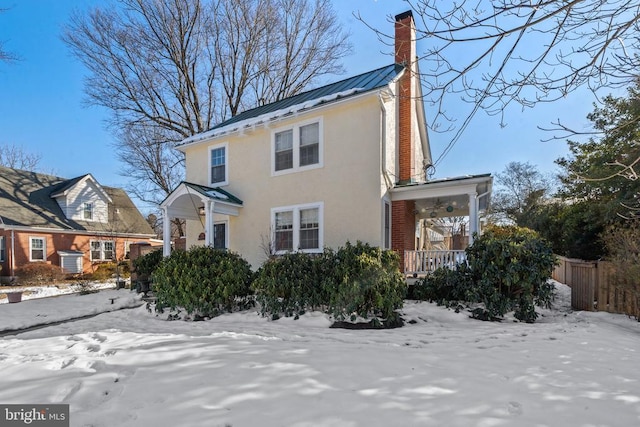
[30,237,46,261]
[209,143,228,186]
[272,119,322,175]
[299,123,319,167]
[83,202,93,220]
[274,130,293,171]
[90,240,115,261]
[272,203,323,253]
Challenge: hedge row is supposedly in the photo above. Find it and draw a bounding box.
[142,226,557,324]
[149,241,405,324]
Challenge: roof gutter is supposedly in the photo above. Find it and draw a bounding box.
[176,89,383,151]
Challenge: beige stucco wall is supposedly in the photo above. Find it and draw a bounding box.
[183,93,387,268]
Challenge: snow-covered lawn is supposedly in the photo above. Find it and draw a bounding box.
[0,281,639,427]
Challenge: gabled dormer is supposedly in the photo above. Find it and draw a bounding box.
[50,174,112,223]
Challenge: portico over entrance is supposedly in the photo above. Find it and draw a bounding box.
[160,182,243,257]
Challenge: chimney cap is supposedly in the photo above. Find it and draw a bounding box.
[395,10,413,22]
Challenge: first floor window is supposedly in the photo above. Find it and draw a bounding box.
[273,203,322,253]
[213,222,227,249]
[30,237,45,261]
[299,208,319,249]
[0,235,5,262]
[275,211,294,251]
[91,240,115,261]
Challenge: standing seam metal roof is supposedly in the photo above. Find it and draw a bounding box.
[208,63,404,132]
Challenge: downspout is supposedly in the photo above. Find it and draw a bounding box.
[379,92,394,190]
[10,228,15,278]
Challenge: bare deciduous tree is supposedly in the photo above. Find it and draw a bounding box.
[491,161,555,225]
[0,8,18,63]
[359,1,640,167]
[63,0,350,207]
[0,144,42,170]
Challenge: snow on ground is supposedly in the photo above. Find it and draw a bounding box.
[0,281,639,427]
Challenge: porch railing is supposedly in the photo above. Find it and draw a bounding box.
[404,250,467,276]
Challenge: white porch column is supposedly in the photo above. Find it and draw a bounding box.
[204,200,215,246]
[162,206,172,257]
[468,192,478,245]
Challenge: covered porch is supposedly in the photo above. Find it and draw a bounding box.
[390,174,492,276]
[160,182,243,256]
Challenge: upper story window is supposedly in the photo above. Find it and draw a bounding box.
[30,237,46,261]
[272,202,323,254]
[209,143,228,186]
[272,119,322,175]
[83,202,93,220]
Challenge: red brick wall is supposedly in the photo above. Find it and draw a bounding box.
[395,11,414,183]
[0,229,154,277]
[391,200,415,264]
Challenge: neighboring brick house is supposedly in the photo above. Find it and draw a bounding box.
[0,165,156,281]
[160,11,492,274]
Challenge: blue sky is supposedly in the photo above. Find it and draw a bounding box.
[0,0,598,212]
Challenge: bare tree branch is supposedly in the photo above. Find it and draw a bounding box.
[63,0,350,207]
[358,1,640,166]
[0,144,42,170]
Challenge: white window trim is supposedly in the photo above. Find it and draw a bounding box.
[83,202,94,221]
[271,117,323,176]
[90,240,115,262]
[29,236,46,262]
[382,199,391,250]
[271,202,324,254]
[212,220,229,250]
[208,142,229,186]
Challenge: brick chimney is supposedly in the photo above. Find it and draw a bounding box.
[395,10,415,184]
[391,10,417,270]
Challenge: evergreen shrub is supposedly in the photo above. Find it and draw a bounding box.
[252,241,405,325]
[414,225,556,323]
[153,246,253,318]
[321,242,405,323]
[467,225,556,322]
[252,252,323,319]
[132,249,164,278]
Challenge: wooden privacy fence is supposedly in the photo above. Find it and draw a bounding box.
[552,256,639,318]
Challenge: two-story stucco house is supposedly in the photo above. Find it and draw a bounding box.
[161,11,492,274]
[0,166,156,281]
